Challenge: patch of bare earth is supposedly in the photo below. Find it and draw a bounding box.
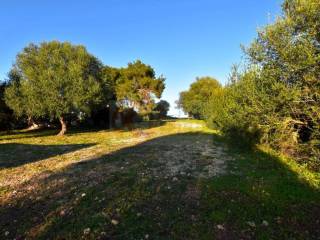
[0,122,235,239]
[145,134,233,179]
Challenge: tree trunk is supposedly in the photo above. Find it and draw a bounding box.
[27,116,33,127]
[26,116,40,130]
[58,116,67,136]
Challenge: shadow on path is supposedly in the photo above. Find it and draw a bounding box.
[0,143,95,169]
[0,132,319,239]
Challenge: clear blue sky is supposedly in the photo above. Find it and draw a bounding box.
[0,0,282,116]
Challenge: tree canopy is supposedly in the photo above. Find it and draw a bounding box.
[5,41,102,135]
[3,42,167,133]
[115,60,165,117]
[177,77,221,119]
[0,81,14,130]
[154,100,170,118]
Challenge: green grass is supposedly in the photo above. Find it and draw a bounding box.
[0,120,319,239]
[200,142,320,239]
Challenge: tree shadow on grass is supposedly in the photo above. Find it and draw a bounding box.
[205,134,320,239]
[0,143,95,169]
[0,128,106,141]
[0,121,166,141]
[0,132,319,239]
[0,129,58,141]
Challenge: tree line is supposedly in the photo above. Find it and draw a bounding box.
[0,41,170,134]
[178,0,320,171]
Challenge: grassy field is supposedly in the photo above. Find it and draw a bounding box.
[0,120,319,239]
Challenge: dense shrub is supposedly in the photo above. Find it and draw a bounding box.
[0,82,14,130]
[177,77,221,119]
[204,0,320,170]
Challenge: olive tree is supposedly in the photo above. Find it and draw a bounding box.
[5,41,102,135]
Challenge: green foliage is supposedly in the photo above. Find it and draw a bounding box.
[99,66,119,105]
[177,77,221,119]
[5,68,31,118]
[115,60,165,116]
[5,41,102,134]
[205,0,320,170]
[153,100,170,118]
[206,68,300,147]
[3,43,165,132]
[0,81,14,130]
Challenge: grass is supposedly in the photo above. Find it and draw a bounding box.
[0,120,319,239]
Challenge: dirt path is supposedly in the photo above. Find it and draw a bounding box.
[2,121,318,239]
[139,132,234,179]
[0,121,237,239]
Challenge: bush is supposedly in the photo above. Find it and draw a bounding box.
[204,0,320,170]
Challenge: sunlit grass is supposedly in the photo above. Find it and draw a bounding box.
[0,120,319,239]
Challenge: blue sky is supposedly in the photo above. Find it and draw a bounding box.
[0,0,282,116]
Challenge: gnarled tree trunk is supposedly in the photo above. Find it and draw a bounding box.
[58,116,67,136]
[27,116,33,127]
[26,116,40,130]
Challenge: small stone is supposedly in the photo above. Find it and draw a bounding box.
[100,232,107,236]
[81,193,86,197]
[216,224,224,230]
[247,221,256,227]
[4,231,9,236]
[145,234,149,239]
[60,210,66,216]
[111,219,119,225]
[167,186,171,190]
[276,217,282,223]
[83,228,90,235]
[172,177,178,182]
[262,220,269,226]
[121,167,124,170]
[137,212,142,217]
